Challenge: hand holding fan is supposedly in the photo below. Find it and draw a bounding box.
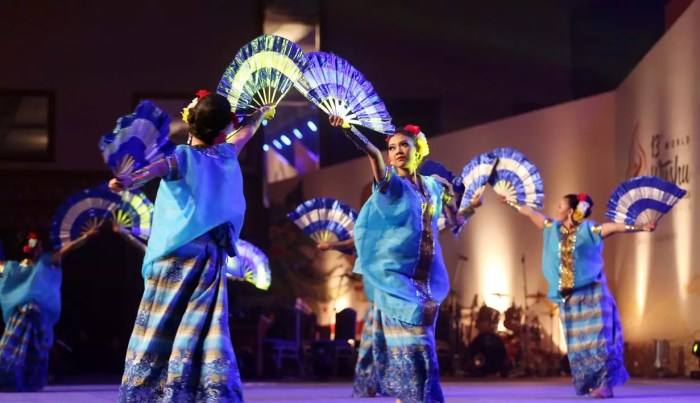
[217,35,307,124]
[488,148,544,209]
[50,184,121,250]
[288,198,357,252]
[458,152,498,211]
[295,52,394,134]
[99,100,175,179]
[111,190,154,241]
[226,239,271,291]
[606,176,686,225]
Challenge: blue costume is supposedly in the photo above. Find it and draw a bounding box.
[542,219,629,395]
[0,253,61,391]
[119,143,246,402]
[352,167,450,403]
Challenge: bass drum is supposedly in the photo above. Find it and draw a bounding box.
[466,332,507,377]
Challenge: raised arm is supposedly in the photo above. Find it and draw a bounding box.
[109,157,172,192]
[503,199,551,230]
[226,106,275,155]
[598,221,656,238]
[329,116,385,184]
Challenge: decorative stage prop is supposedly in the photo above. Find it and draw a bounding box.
[605,175,687,225]
[294,52,394,135]
[225,239,271,291]
[98,100,175,180]
[217,34,307,126]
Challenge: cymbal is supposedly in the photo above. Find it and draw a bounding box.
[491,292,510,297]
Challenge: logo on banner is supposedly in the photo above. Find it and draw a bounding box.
[626,121,691,188]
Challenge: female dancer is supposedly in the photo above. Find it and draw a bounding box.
[0,228,98,391]
[504,193,655,398]
[111,92,272,402]
[329,117,480,402]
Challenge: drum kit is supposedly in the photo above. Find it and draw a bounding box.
[450,291,562,377]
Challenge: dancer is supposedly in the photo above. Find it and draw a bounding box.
[329,117,481,402]
[111,92,272,402]
[503,193,655,398]
[0,228,98,391]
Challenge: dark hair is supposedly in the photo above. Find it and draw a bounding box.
[186,94,232,145]
[563,193,594,219]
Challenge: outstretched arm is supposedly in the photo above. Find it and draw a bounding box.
[317,238,356,252]
[112,222,147,252]
[329,116,385,184]
[52,226,100,264]
[226,106,275,155]
[109,157,172,192]
[503,199,551,230]
[598,221,656,238]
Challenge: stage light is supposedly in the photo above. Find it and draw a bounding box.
[272,140,282,150]
[262,120,268,126]
[263,144,270,152]
[293,129,303,139]
[307,121,318,132]
[281,135,292,146]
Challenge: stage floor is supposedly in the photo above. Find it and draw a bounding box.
[1,378,699,402]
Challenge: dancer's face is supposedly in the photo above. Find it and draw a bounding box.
[387,134,418,172]
[555,198,574,222]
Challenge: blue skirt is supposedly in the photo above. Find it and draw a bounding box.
[0,301,53,392]
[353,305,443,403]
[560,280,629,395]
[119,233,242,402]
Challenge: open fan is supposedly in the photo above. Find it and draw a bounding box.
[225,239,271,291]
[294,52,394,134]
[111,190,154,241]
[606,176,687,225]
[458,152,498,211]
[488,148,544,209]
[98,100,175,179]
[217,35,307,124]
[50,184,121,250]
[418,159,465,233]
[288,197,357,247]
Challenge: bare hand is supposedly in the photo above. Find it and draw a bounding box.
[317,242,331,251]
[643,221,657,232]
[498,195,508,204]
[111,221,122,234]
[85,226,100,238]
[329,115,349,128]
[470,195,483,208]
[109,177,131,192]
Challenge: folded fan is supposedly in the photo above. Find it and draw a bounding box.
[488,148,544,209]
[288,198,357,249]
[99,100,175,179]
[225,239,271,291]
[50,184,121,250]
[295,52,394,134]
[606,176,687,225]
[458,152,498,211]
[111,190,154,241]
[217,35,307,124]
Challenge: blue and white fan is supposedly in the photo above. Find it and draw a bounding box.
[288,197,357,247]
[217,35,307,124]
[111,190,154,241]
[226,239,271,291]
[418,159,465,233]
[458,152,498,211]
[50,184,121,250]
[99,101,175,180]
[295,52,394,135]
[488,148,544,209]
[606,176,687,225]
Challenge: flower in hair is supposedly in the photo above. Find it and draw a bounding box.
[404,125,421,136]
[573,193,590,223]
[181,89,212,124]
